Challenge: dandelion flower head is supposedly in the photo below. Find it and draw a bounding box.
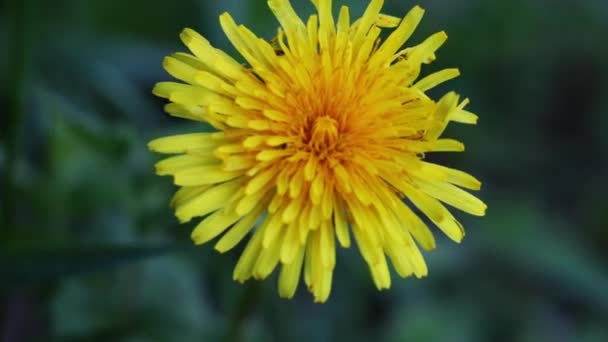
[149,0,486,302]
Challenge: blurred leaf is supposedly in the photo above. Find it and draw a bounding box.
[387,301,482,342]
[0,242,193,289]
[479,198,608,312]
[52,255,215,342]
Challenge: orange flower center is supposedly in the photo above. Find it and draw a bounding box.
[310,115,339,152]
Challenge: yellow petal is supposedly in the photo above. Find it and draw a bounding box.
[414,68,460,92]
[307,203,323,230]
[351,0,384,50]
[263,211,285,248]
[369,253,391,290]
[170,185,210,208]
[163,103,208,123]
[314,268,333,303]
[155,154,218,176]
[332,163,352,194]
[315,0,336,52]
[369,6,424,69]
[385,240,413,278]
[452,109,478,124]
[282,194,305,224]
[307,14,319,52]
[173,165,242,186]
[351,222,381,265]
[163,55,199,85]
[180,27,244,81]
[268,0,307,52]
[376,14,401,28]
[245,166,280,195]
[191,209,242,245]
[413,177,487,216]
[419,162,482,190]
[278,243,305,299]
[425,92,459,140]
[235,183,274,215]
[319,220,335,269]
[399,182,465,243]
[280,221,301,264]
[408,30,448,65]
[268,192,285,214]
[405,237,428,278]
[175,178,242,223]
[394,200,436,251]
[148,133,219,154]
[333,197,350,248]
[289,168,305,198]
[254,233,282,279]
[233,226,265,282]
[256,149,290,162]
[215,202,267,253]
[320,184,334,220]
[310,172,324,205]
[428,139,465,152]
[304,155,318,181]
[222,155,256,172]
[298,203,313,243]
[304,235,313,288]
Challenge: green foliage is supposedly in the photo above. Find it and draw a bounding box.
[0,242,191,289]
[1,0,607,341]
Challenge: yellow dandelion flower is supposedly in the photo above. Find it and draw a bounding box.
[149,0,486,303]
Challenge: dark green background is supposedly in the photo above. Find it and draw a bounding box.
[2,0,607,341]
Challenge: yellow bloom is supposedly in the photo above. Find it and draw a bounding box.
[149,0,486,302]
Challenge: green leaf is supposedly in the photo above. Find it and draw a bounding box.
[478,198,608,311]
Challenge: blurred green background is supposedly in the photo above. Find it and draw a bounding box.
[1,0,607,341]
